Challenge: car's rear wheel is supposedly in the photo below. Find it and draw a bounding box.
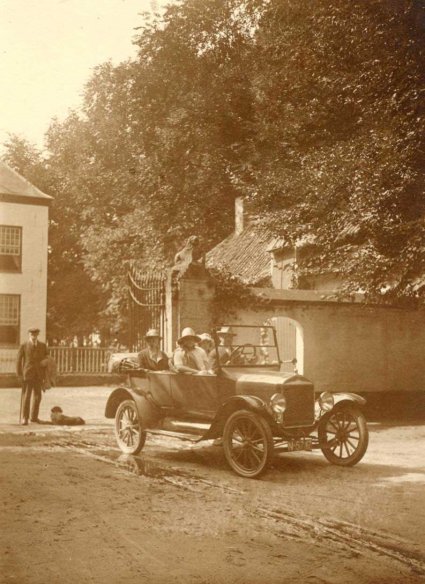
[318,406,368,466]
[223,409,274,478]
[115,399,146,455]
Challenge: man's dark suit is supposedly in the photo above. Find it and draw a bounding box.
[16,340,48,422]
[137,348,169,371]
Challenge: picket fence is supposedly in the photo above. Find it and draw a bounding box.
[48,347,110,374]
[0,347,111,375]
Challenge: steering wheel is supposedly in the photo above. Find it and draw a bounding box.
[229,343,257,365]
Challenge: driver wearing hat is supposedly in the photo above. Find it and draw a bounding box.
[137,329,169,371]
[172,327,211,374]
[209,326,236,371]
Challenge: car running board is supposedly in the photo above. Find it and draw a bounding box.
[161,418,211,435]
[147,429,202,443]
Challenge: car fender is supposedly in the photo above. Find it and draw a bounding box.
[104,387,140,418]
[332,392,366,408]
[201,395,273,441]
[105,386,162,428]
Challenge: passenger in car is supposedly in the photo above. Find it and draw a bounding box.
[198,332,214,355]
[173,328,211,374]
[209,326,235,371]
[137,329,169,371]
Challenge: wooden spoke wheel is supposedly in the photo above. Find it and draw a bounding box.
[115,400,146,455]
[223,410,274,478]
[318,406,368,466]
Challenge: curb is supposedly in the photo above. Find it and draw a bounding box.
[0,373,125,388]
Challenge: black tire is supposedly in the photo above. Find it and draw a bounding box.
[223,409,274,478]
[318,406,368,466]
[114,400,146,455]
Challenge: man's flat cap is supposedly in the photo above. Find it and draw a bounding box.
[28,327,40,333]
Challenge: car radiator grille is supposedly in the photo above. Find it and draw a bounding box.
[282,383,315,427]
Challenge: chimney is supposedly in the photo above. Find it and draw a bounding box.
[235,196,244,235]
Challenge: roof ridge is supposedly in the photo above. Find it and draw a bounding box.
[0,160,53,200]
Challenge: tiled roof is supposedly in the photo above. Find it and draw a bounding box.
[206,225,272,285]
[0,161,52,200]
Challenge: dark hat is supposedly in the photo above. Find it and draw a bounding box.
[28,327,40,334]
[51,406,63,413]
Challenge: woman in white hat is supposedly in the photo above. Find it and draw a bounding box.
[137,329,169,371]
[173,328,211,374]
[198,332,214,354]
[199,332,216,371]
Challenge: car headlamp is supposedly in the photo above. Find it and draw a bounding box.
[270,393,286,423]
[319,392,334,412]
[270,393,286,413]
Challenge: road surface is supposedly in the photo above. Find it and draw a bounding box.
[0,386,424,583]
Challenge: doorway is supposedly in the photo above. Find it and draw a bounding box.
[268,316,304,374]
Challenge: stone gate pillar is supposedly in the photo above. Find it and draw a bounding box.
[164,263,215,354]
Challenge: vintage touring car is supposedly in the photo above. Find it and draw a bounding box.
[105,325,369,478]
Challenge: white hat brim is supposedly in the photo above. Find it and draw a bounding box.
[178,335,201,344]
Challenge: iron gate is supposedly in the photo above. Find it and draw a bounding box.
[128,266,166,351]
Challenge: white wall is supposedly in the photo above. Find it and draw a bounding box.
[230,299,425,394]
[0,201,49,344]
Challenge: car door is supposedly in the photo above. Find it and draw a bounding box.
[170,373,220,416]
[146,371,175,407]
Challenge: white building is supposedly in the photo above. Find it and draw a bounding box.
[0,162,52,372]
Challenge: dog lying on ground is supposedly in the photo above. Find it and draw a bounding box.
[50,406,85,426]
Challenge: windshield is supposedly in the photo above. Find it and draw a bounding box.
[215,325,280,368]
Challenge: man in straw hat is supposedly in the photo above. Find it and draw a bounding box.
[137,329,169,371]
[16,327,48,425]
[172,327,211,374]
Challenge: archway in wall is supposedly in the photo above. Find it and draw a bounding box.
[267,316,304,374]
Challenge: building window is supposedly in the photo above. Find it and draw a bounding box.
[0,294,20,345]
[0,225,22,271]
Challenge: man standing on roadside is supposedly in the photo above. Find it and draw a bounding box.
[16,327,48,425]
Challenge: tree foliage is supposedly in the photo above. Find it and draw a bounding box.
[2,0,424,338]
[246,0,425,303]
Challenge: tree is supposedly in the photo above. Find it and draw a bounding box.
[129,0,425,304]
[246,0,425,303]
[2,135,49,191]
[37,2,259,321]
[4,0,424,336]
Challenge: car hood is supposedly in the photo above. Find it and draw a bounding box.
[221,368,310,399]
[221,367,294,384]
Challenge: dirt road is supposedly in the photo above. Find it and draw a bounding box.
[1,408,424,584]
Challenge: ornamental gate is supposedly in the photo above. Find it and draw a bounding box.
[128,266,166,352]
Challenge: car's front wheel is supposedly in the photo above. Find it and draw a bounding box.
[223,409,274,478]
[318,406,368,466]
[114,399,146,455]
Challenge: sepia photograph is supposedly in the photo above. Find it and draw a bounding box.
[0,1,424,582]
